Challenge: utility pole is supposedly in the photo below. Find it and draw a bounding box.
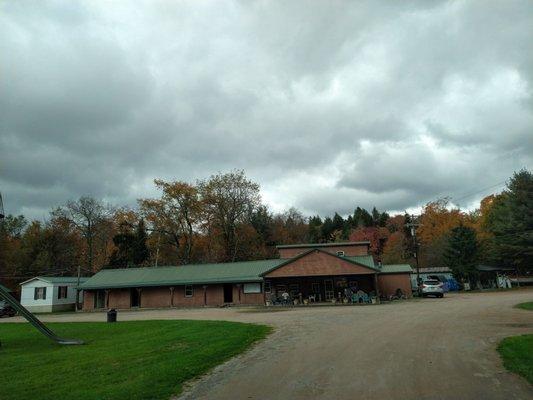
[76,265,81,311]
[154,233,161,267]
[0,193,4,348]
[406,216,421,296]
[0,192,4,219]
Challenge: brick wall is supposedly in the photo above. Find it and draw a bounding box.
[83,290,94,310]
[279,244,369,258]
[108,289,131,308]
[266,250,375,278]
[171,285,225,307]
[82,283,266,310]
[141,287,171,308]
[378,274,413,298]
[231,284,264,305]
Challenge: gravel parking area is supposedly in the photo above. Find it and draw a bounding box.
[3,290,532,400]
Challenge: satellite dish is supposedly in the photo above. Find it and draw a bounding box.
[0,193,4,219]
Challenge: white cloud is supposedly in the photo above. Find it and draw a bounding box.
[0,0,531,219]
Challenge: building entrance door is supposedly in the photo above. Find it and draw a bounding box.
[94,290,106,309]
[324,279,334,301]
[130,288,140,308]
[223,284,233,303]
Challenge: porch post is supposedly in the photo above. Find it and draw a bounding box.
[203,285,207,306]
[374,273,380,304]
[105,289,110,309]
[169,287,174,307]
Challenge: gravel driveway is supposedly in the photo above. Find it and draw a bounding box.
[3,289,532,399]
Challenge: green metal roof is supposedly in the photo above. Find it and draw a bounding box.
[342,255,376,269]
[379,264,413,274]
[277,241,370,249]
[80,253,411,291]
[80,259,285,290]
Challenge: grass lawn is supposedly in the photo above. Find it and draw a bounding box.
[0,320,271,400]
[515,301,533,311]
[497,334,533,385]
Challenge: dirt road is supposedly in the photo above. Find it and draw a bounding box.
[177,290,533,400]
[3,290,532,399]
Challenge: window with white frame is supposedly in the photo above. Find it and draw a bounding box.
[336,251,345,257]
[58,286,68,299]
[185,285,194,297]
[34,287,46,300]
[264,281,271,293]
[243,283,261,294]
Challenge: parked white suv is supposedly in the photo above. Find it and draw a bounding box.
[421,280,444,298]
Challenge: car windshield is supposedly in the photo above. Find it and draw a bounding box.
[424,280,440,285]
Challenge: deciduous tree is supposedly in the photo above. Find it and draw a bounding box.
[139,180,201,264]
[198,170,261,262]
[52,196,111,271]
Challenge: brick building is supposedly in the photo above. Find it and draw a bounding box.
[80,242,412,310]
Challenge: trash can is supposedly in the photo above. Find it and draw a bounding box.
[107,308,117,323]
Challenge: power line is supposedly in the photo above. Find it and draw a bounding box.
[410,179,508,214]
[452,181,507,204]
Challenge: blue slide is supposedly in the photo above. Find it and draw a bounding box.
[0,285,83,345]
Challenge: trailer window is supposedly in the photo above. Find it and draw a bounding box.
[34,287,46,300]
[58,286,68,299]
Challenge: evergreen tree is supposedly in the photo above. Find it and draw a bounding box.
[321,217,335,242]
[332,213,345,232]
[486,170,533,272]
[109,219,149,268]
[109,229,135,268]
[371,207,380,226]
[251,205,273,245]
[353,207,373,227]
[378,211,390,227]
[308,215,323,243]
[346,215,354,228]
[444,224,479,283]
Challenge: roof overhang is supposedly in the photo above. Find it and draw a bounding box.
[19,277,45,286]
[80,276,263,290]
[276,241,370,249]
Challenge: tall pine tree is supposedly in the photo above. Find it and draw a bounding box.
[486,170,533,272]
[444,224,479,283]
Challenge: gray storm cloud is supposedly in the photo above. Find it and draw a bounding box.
[0,0,532,219]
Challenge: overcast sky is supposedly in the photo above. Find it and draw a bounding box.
[1,1,532,220]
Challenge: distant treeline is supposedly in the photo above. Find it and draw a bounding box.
[0,169,531,285]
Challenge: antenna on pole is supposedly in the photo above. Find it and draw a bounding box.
[406,215,421,296]
[0,192,5,219]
